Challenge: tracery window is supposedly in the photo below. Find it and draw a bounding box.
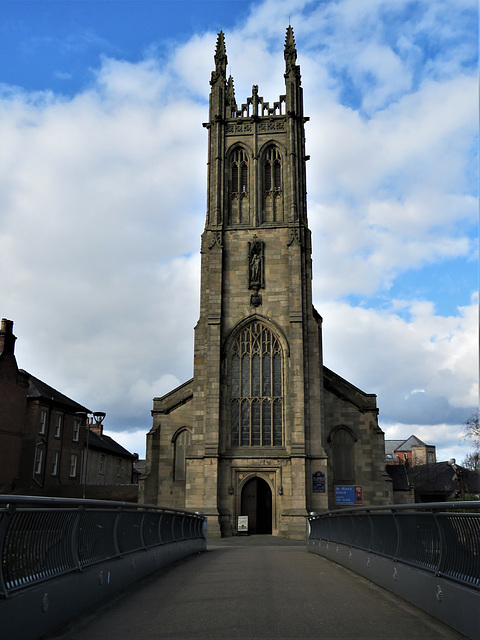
[174,429,191,481]
[230,148,248,193]
[264,146,281,192]
[230,321,283,447]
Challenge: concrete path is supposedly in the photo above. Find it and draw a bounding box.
[49,536,464,640]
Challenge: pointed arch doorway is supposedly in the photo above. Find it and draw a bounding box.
[241,477,272,534]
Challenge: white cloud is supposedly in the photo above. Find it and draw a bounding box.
[1,0,477,465]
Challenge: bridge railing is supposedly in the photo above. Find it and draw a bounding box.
[307,502,480,640]
[308,501,480,589]
[0,495,206,598]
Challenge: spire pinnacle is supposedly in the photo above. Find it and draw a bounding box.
[284,25,298,73]
[210,31,228,87]
[226,75,237,114]
[214,30,227,74]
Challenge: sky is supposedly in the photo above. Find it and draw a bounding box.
[0,0,477,464]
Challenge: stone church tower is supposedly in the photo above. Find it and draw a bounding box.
[140,29,392,538]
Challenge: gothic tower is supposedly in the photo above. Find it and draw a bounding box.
[140,29,392,538]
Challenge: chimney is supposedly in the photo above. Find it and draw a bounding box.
[88,417,103,437]
[0,319,16,356]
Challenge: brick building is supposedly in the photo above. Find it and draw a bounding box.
[0,318,136,499]
[385,435,436,467]
[139,29,392,538]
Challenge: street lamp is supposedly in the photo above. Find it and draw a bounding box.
[447,458,465,501]
[75,411,106,499]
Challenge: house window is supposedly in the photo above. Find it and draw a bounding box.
[54,414,62,438]
[73,418,80,442]
[39,410,47,434]
[332,428,355,485]
[117,458,122,477]
[230,321,283,447]
[51,451,59,476]
[100,454,105,474]
[174,429,191,481]
[34,445,43,475]
[70,454,78,478]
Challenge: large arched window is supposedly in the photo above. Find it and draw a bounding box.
[331,427,355,485]
[173,429,191,481]
[230,321,283,447]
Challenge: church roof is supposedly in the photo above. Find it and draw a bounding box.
[153,377,194,414]
[323,366,377,413]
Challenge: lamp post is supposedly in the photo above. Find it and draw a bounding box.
[75,411,106,499]
[447,458,465,501]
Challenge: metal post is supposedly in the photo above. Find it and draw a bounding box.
[76,411,106,500]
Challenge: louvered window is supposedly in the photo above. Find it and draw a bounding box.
[264,146,282,192]
[230,148,248,193]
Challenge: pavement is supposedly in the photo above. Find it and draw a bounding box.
[48,535,465,640]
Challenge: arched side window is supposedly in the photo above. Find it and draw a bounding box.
[264,146,282,193]
[230,148,248,193]
[331,427,355,485]
[173,429,191,481]
[230,321,283,447]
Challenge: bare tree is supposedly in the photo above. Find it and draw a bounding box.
[461,410,480,471]
[461,451,480,472]
[462,409,480,446]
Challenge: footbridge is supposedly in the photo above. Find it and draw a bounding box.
[0,497,478,640]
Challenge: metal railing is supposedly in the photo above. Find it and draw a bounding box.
[308,501,480,590]
[0,496,206,597]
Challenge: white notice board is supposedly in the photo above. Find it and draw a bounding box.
[237,515,248,532]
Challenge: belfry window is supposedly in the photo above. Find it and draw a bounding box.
[264,146,282,192]
[230,321,283,447]
[230,148,248,193]
[174,429,191,481]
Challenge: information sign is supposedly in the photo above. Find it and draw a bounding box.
[334,485,363,505]
[237,515,249,533]
[312,471,326,493]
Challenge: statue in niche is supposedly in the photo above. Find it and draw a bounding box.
[248,238,264,307]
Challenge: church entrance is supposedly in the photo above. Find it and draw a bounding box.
[240,477,272,534]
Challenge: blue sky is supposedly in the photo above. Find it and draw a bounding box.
[0,0,477,462]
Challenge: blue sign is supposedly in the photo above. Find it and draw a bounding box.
[335,485,363,505]
[312,471,325,493]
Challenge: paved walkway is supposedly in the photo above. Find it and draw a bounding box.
[49,536,464,640]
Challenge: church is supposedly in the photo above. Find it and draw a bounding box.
[139,28,392,538]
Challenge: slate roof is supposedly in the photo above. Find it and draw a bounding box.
[386,464,411,491]
[385,435,433,459]
[20,370,89,413]
[409,461,480,496]
[88,429,134,459]
[396,435,428,451]
[385,440,404,457]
